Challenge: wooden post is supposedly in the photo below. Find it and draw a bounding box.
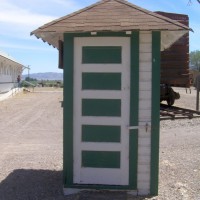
[196,75,200,111]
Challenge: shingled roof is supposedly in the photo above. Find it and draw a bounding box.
[31,0,191,48]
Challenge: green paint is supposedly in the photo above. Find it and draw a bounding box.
[82,73,121,90]
[129,32,139,189]
[65,32,130,37]
[82,125,121,142]
[63,34,74,187]
[66,184,132,190]
[150,31,161,195]
[82,151,120,168]
[63,32,140,190]
[82,99,121,116]
[82,46,122,63]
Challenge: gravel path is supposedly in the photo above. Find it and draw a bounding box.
[0,87,199,200]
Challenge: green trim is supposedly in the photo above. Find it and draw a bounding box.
[82,99,121,117]
[82,125,121,142]
[82,46,122,64]
[82,73,121,90]
[150,31,161,195]
[82,151,120,168]
[129,31,139,189]
[65,32,130,37]
[63,34,74,187]
[67,184,133,190]
[63,32,139,189]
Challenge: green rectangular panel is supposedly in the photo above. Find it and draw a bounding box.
[82,99,121,116]
[82,46,122,63]
[82,151,120,168]
[82,125,121,142]
[82,73,121,90]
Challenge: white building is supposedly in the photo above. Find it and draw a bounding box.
[0,50,24,93]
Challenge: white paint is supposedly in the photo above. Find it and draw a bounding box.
[139,62,151,72]
[138,138,151,147]
[138,155,151,165]
[139,100,151,110]
[139,53,152,62]
[81,116,122,126]
[81,142,122,151]
[126,31,132,35]
[139,31,152,43]
[161,30,188,51]
[0,53,23,93]
[140,44,152,53]
[139,72,152,82]
[81,90,122,99]
[0,87,22,101]
[137,189,150,195]
[91,32,97,35]
[139,91,151,100]
[81,64,122,73]
[128,123,151,131]
[73,37,130,185]
[80,168,123,185]
[139,82,152,91]
[137,31,152,193]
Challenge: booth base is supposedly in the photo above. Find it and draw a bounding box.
[63,187,138,196]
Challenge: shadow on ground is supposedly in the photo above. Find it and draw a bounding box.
[0,169,151,200]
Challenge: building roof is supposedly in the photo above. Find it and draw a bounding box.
[0,50,24,67]
[31,0,192,49]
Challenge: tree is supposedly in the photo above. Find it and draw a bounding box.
[190,50,200,71]
[188,0,200,3]
[25,77,37,82]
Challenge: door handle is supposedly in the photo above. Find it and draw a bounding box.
[127,123,151,132]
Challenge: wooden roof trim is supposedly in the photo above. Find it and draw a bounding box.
[31,0,191,35]
[114,0,191,31]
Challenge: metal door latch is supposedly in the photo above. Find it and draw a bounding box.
[127,123,151,132]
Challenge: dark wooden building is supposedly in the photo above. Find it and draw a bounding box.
[156,12,190,87]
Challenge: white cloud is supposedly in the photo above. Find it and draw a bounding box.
[0,39,56,51]
[51,0,80,8]
[0,1,56,27]
[0,0,82,55]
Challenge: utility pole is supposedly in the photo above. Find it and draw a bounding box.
[27,65,30,80]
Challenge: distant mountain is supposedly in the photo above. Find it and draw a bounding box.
[22,72,63,81]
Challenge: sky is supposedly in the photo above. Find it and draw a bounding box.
[0,0,200,74]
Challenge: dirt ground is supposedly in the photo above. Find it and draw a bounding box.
[0,87,199,200]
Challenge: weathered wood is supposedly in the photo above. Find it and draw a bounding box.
[157,12,190,88]
[31,0,190,49]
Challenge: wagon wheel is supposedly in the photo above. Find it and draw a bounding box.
[167,96,175,106]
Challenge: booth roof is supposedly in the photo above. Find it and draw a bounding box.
[31,0,192,48]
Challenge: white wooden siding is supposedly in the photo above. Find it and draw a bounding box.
[137,31,152,195]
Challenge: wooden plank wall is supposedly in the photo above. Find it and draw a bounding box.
[137,31,152,195]
[156,12,190,87]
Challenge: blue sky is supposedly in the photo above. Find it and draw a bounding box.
[0,0,199,74]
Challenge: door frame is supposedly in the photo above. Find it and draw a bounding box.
[63,32,139,190]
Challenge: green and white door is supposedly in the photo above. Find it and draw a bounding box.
[73,37,131,185]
